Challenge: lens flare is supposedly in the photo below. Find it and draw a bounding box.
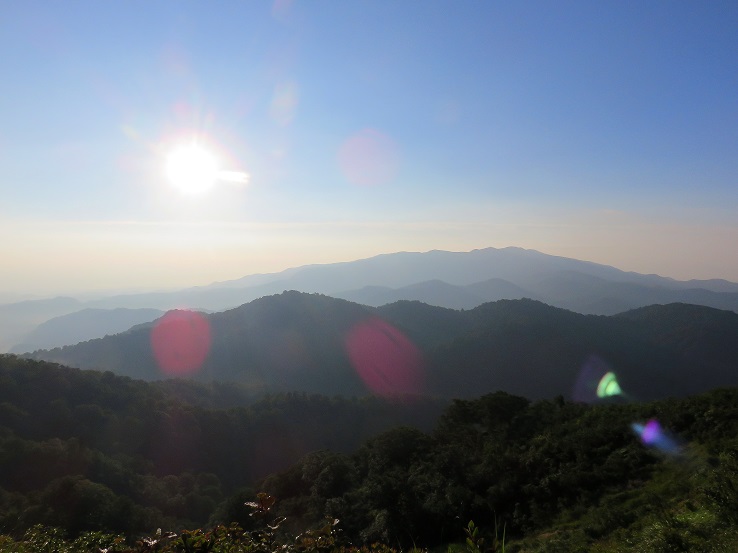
[573,356,621,403]
[596,371,622,398]
[270,82,299,126]
[345,318,423,397]
[150,310,211,376]
[631,418,682,456]
[640,419,661,444]
[338,128,399,186]
[576,359,684,456]
[272,0,294,21]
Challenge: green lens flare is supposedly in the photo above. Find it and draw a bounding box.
[596,372,622,398]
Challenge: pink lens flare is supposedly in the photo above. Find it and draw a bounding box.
[338,128,399,186]
[345,318,424,397]
[150,310,211,376]
[270,82,299,126]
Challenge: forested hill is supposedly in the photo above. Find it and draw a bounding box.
[257,387,738,551]
[28,292,738,401]
[2,355,738,551]
[0,355,445,534]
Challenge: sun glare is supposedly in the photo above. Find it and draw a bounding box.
[165,143,219,196]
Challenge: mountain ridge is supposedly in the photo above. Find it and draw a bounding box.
[27,292,738,402]
[5,246,738,353]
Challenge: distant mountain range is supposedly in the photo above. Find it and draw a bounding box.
[5,246,738,353]
[28,291,738,402]
[8,308,165,354]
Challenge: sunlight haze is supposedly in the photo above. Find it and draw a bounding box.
[1,1,736,296]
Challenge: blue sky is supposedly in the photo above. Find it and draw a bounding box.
[1,1,736,296]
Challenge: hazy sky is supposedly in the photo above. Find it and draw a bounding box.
[1,1,736,297]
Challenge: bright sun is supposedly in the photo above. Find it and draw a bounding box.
[165,143,219,196]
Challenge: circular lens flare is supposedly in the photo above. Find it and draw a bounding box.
[150,310,211,376]
[338,128,399,186]
[345,318,424,397]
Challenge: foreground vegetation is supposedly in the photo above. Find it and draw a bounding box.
[2,355,738,551]
[0,355,443,533]
[256,393,738,552]
[2,476,738,553]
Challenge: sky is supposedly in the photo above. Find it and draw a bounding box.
[0,1,736,298]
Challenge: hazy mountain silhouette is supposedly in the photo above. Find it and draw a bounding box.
[28,292,738,401]
[208,247,738,295]
[523,271,738,314]
[9,308,164,354]
[209,247,660,292]
[337,278,533,309]
[339,268,738,314]
[5,247,738,352]
[0,296,83,353]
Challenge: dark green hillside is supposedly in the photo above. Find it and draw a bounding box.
[425,299,682,400]
[28,294,738,401]
[2,354,738,551]
[374,300,471,348]
[204,291,371,392]
[615,303,738,391]
[31,292,374,393]
[260,388,738,551]
[0,355,444,535]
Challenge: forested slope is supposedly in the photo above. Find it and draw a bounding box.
[27,294,738,401]
[0,355,444,535]
[259,389,738,551]
[2,355,738,551]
